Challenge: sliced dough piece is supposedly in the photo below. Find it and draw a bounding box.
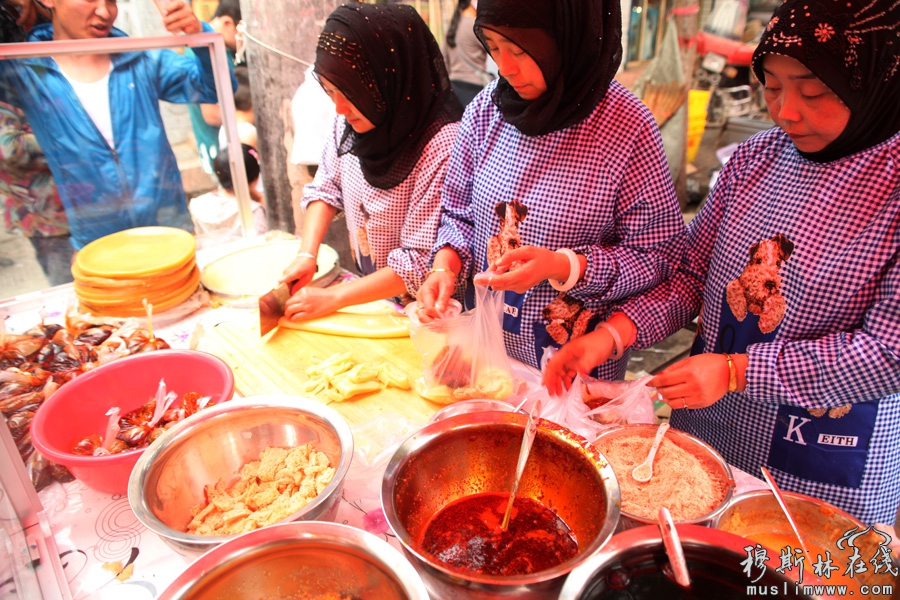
[336,300,402,315]
[75,227,196,278]
[277,312,410,338]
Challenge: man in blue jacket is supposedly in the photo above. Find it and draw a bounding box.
[0,0,236,250]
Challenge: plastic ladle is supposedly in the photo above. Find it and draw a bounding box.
[500,399,541,531]
[632,422,669,483]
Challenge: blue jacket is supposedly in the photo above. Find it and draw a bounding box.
[0,23,234,249]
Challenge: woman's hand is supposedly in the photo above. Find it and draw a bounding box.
[649,353,738,410]
[280,254,318,290]
[542,329,616,397]
[476,246,578,293]
[416,247,461,322]
[284,286,341,321]
[415,270,456,322]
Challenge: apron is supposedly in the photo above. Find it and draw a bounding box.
[692,290,877,489]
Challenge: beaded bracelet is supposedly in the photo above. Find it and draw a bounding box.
[549,248,580,293]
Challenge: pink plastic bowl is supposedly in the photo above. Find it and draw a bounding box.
[31,349,234,495]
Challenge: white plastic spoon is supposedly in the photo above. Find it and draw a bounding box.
[632,422,670,483]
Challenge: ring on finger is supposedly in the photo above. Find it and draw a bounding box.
[681,398,687,409]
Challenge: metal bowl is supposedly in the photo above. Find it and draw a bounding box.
[712,489,896,594]
[428,398,518,422]
[158,521,429,600]
[593,424,735,530]
[559,524,826,599]
[128,395,353,559]
[382,410,620,600]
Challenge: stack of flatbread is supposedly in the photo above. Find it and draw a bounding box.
[72,227,200,317]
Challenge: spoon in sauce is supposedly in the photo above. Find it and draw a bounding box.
[500,399,541,531]
[632,422,669,482]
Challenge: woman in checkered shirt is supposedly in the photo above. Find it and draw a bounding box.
[281,4,462,322]
[416,0,686,382]
[546,0,900,525]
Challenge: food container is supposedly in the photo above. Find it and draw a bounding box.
[712,489,896,596]
[158,521,429,600]
[30,349,234,495]
[382,410,620,600]
[559,524,829,599]
[128,395,353,559]
[592,424,735,530]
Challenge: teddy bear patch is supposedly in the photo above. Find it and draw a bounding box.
[543,293,592,345]
[486,199,528,266]
[725,233,794,334]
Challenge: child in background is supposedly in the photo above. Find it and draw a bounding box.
[189,143,267,246]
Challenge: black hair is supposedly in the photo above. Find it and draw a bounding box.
[213,143,260,192]
[212,0,242,23]
[445,0,472,48]
[233,65,252,112]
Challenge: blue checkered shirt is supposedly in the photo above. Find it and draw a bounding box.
[434,80,686,376]
[622,128,900,525]
[302,117,460,295]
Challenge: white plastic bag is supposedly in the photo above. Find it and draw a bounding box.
[411,285,516,404]
[583,375,657,427]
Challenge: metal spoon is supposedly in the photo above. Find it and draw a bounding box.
[500,399,541,531]
[658,506,691,588]
[760,466,813,566]
[632,422,669,482]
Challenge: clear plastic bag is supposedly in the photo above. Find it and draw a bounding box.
[583,375,657,427]
[410,285,515,404]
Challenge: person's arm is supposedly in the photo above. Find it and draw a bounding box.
[386,124,459,296]
[200,103,222,127]
[283,266,406,321]
[154,16,237,105]
[279,200,336,289]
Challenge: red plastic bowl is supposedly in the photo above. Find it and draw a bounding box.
[31,349,234,495]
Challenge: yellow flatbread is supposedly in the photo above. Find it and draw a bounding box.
[201,241,339,297]
[79,268,201,317]
[75,227,196,278]
[75,265,200,306]
[72,257,196,291]
[277,312,410,338]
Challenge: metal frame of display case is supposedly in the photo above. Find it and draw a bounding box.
[0,417,71,599]
[0,32,254,237]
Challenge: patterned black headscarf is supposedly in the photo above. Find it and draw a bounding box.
[315,4,462,189]
[473,0,622,137]
[752,0,900,162]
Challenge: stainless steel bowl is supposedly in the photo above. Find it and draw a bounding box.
[382,410,620,600]
[429,398,518,422]
[128,395,353,559]
[712,489,896,595]
[158,521,429,600]
[559,524,826,599]
[593,424,735,530]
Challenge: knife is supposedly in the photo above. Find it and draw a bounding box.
[259,279,300,336]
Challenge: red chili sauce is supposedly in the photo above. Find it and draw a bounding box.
[420,492,578,576]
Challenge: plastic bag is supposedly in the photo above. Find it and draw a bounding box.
[513,375,606,441]
[340,415,423,536]
[583,375,657,427]
[410,285,515,404]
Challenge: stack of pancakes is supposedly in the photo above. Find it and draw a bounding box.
[72,227,200,317]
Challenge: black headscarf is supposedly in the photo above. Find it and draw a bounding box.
[473,0,622,137]
[751,0,900,163]
[315,3,463,190]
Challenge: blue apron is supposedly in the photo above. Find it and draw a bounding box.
[692,291,877,489]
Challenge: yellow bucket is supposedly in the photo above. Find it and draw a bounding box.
[687,89,711,164]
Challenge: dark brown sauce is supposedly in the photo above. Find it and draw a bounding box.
[420,492,578,576]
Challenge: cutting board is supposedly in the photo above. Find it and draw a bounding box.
[201,313,443,427]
